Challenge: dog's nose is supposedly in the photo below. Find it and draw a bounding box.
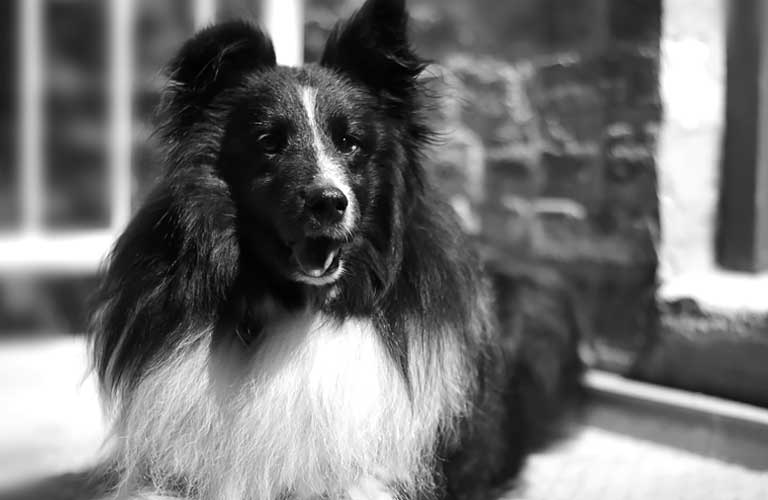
[306,186,348,224]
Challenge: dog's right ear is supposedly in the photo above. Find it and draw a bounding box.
[161,21,276,136]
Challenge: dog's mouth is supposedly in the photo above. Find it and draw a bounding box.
[290,237,343,282]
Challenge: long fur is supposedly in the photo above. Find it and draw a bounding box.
[90,1,567,499]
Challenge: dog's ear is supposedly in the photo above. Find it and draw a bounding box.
[320,0,425,110]
[91,23,271,397]
[91,174,240,398]
[161,21,276,136]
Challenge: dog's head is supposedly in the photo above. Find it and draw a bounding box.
[159,0,429,289]
[93,0,431,393]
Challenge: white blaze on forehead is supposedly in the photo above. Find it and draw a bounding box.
[299,86,356,231]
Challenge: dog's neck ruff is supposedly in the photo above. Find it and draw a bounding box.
[111,311,470,500]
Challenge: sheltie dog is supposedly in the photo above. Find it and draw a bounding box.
[90,0,578,498]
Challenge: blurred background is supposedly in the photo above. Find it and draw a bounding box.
[1,0,768,498]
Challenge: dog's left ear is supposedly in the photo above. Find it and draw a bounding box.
[321,0,425,109]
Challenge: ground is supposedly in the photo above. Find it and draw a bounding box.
[0,336,766,499]
[507,421,768,500]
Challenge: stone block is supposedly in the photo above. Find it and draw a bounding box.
[539,111,604,155]
[610,0,662,43]
[530,209,592,262]
[485,152,539,203]
[481,201,534,253]
[445,55,539,148]
[540,152,600,206]
[601,123,658,223]
[598,49,660,108]
[410,0,547,60]
[547,0,608,48]
[529,60,605,153]
[424,126,486,201]
[531,59,605,111]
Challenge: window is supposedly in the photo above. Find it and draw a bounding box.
[0,0,299,273]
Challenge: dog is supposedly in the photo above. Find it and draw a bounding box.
[90,0,579,498]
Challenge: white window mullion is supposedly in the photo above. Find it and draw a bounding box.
[109,0,134,233]
[19,0,44,235]
[264,0,304,66]
[194,0,217,29]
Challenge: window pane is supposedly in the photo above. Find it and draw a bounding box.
[132,0,195,208]
[0,0,19,230]
[44,0,109,229]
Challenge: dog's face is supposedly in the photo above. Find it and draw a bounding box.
[218,68,381,286]
[158,0,427,292]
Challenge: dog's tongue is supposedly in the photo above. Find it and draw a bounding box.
[293,238,339,277]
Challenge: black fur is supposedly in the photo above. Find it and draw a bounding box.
[90,1,577,498]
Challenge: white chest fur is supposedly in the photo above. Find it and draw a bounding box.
[231,313,416,498]
[115,313,462,500]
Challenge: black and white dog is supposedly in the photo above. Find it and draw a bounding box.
[91,0,575,498]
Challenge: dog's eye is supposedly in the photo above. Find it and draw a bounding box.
[257,132,286,155]
[336,134,360,154]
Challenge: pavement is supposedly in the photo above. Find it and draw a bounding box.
[507,424,768,500]
[0,336,105,490]
[1,336,767,499]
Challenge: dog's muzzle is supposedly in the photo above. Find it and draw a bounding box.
[290,184,351,284]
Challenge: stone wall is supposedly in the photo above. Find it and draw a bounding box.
[307,0,662,370]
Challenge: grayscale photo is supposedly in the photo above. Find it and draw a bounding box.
[0,1,766,499]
